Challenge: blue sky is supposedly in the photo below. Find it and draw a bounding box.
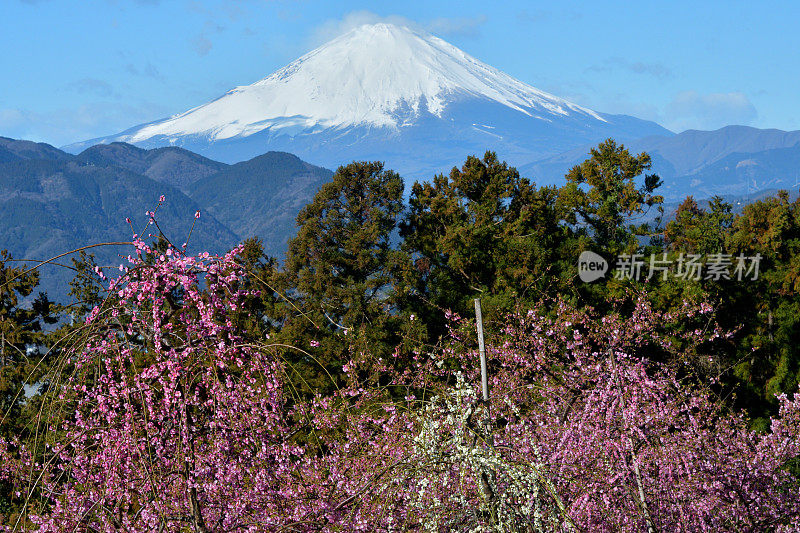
[2,0,798,147]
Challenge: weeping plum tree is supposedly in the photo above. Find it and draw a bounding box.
[1,233,798,531]
[0,236,419,530]
[6,242,304,531]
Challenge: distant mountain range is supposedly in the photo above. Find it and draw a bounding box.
[190,152,332,250]
[0,137,331,302]
[72,142,332,254]
[523,125,800,200]
[1,137,72,163]
[64,23,670,178]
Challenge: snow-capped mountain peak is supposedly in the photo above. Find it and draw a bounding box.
[127,23,604,143]
[66,22,671,177]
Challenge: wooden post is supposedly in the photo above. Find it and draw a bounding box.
[474,298,497,524]
[474,298,489,402]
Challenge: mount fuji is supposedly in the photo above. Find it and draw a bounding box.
[65,23,672,177]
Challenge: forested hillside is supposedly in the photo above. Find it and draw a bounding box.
[0,139,332,301]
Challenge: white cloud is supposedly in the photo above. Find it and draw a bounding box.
[309,11,415,46]
[309,11,487,48]
[664,91,757,131]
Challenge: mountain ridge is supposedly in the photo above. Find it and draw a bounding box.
[0,138,335,302]
[75,142,229,192]
[190,151,333,257]
[0,152,239,302]
[522,125,800,200]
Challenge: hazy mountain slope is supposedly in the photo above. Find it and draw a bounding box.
[0,146,23,163]
[1,135,339,301]
[0,158,238,302]
[521,126,800,199]
[76,142,228,192]
[0,136,73,162]
[65,23,670,179]
[627,126,800,176]
[190,151,333,256]
[674,144,800,198]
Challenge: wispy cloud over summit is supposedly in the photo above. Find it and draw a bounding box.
[309,11,488,48]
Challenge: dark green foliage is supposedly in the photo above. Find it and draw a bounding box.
[0,251,56,437]
[400,151,571,335]
[722,191,800,423]
[228,237,284,341]
[559,138,663,256]
[276,161,405,392]
[66,251,104,316]
[665,196,732,254]
[225,146,800,425]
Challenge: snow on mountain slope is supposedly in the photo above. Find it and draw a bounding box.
[65,23,671,176]
[128,23,605,143]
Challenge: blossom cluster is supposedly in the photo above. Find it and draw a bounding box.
[0,240,798,531]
